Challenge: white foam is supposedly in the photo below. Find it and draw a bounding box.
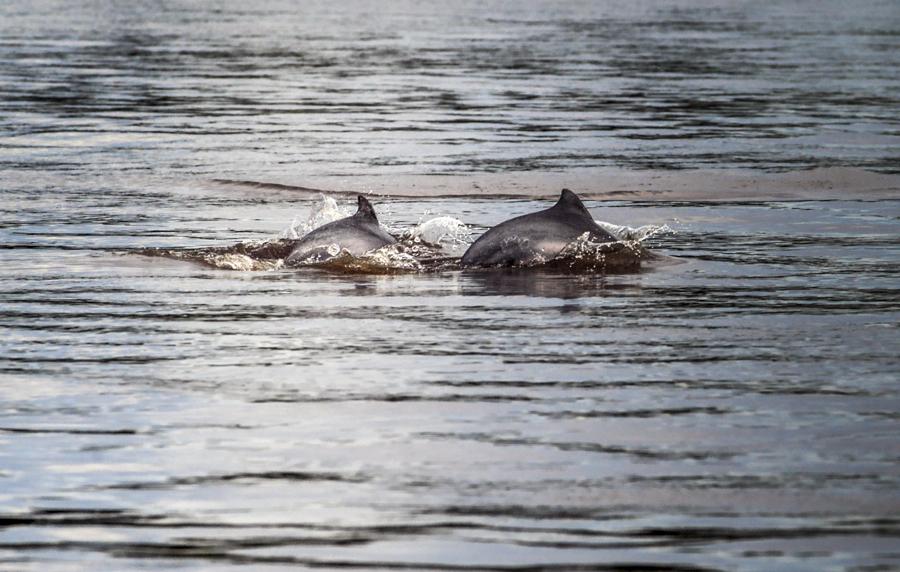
[204,253,284,271]
[552,232,645,272]
[361,245,422,271]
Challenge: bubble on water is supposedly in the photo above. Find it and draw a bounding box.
[280,195,350,239]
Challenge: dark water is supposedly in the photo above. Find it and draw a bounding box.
[2,1,900,571]
[1,0,899,183]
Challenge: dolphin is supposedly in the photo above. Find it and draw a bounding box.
[460,189,617,267]
[285,195,397,265]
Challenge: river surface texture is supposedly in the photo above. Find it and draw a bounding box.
[1,1,899,571]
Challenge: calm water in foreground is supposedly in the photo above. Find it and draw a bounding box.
[2,0,900,570]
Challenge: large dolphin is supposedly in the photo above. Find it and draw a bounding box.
[460,189,616,267]
[285,195,396,265]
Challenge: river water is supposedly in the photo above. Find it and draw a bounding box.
[1,1,900,571]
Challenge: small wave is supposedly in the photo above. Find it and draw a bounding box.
[201,253,284,271]
[101,471,368,490]
[545,234,648,273]
[135,239,293,271]
[293,244,423,274]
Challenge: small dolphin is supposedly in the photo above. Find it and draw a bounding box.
[285,195,397,265]
[461,189,616,267]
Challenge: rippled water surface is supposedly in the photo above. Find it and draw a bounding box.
[3,188,899,571]
[2,0,900,571]
[2,0,899,182]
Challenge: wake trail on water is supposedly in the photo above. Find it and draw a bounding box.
[135,195,672,274]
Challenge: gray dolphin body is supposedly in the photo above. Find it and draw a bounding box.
[285,196,397,266]
[460,189,616,267]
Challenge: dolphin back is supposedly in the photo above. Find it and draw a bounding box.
[461,189,616,267]
[285,195,396,265]
[354,195,379,223]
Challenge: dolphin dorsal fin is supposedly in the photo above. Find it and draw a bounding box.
[354,195,378,223]
[554,188,591,217]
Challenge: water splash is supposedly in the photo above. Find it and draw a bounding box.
[299,244,423,274]
[596,220,674,242]
[394,215,473,259]
[548,233,647,273]
[280,195,351,239]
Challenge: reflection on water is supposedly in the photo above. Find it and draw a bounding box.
[462,270,641,298]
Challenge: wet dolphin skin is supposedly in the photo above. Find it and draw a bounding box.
[461,189,616,267]
[285,196,397,265]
